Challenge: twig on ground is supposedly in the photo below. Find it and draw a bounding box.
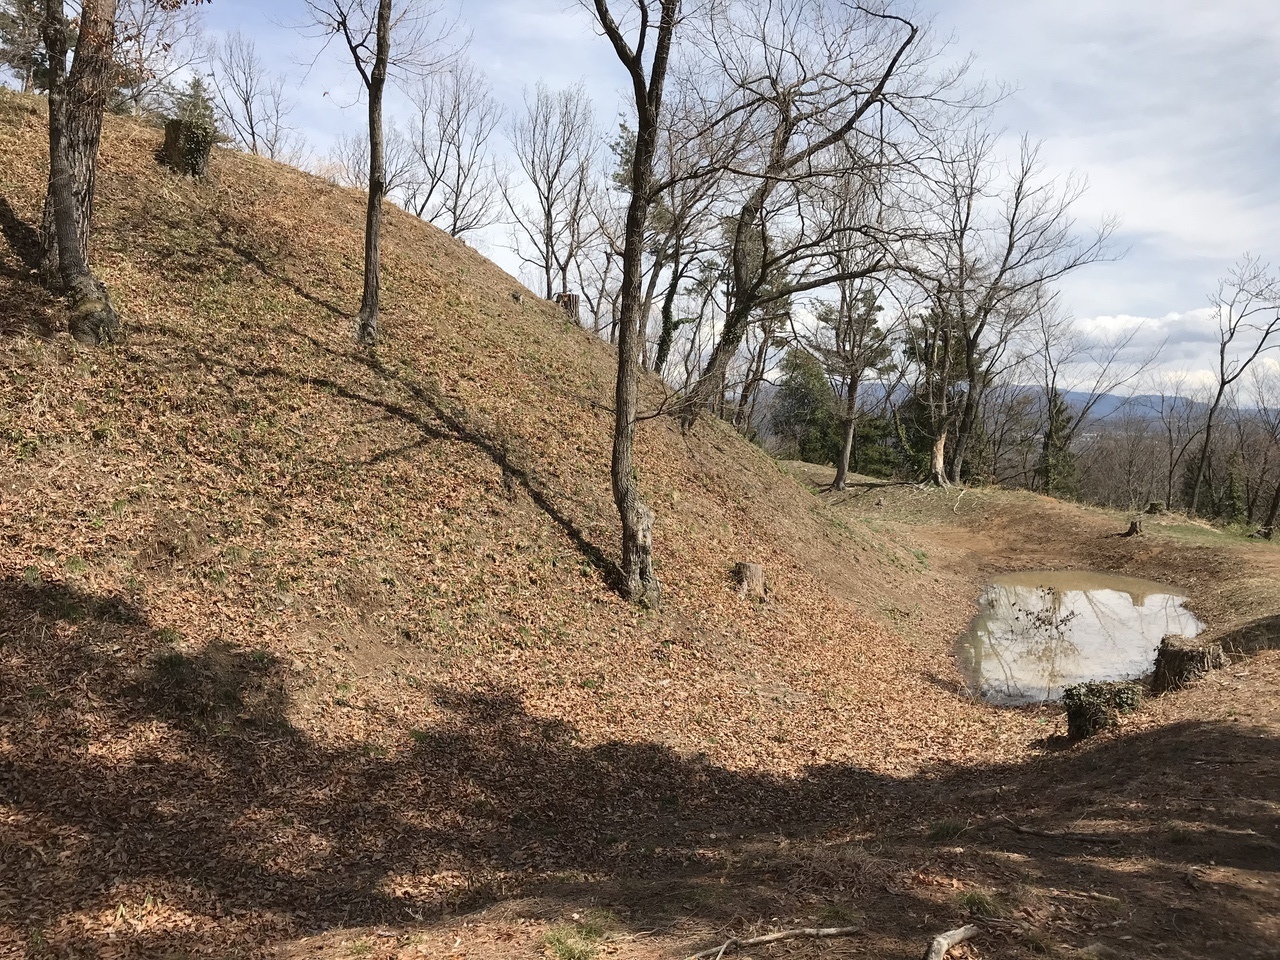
[953,489,966,514]
[997,815,1123,844]
[684,923,981,960]
[683,926,864,960]
[1191,756,1257,765]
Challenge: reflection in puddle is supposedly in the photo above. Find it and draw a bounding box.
[958,571,1205,705]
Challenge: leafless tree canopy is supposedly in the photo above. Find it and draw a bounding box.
[111,0,205,116]
[503,81,598,302]
[324,124,415,192]
[404,57,502,237]
[209,30,305,162]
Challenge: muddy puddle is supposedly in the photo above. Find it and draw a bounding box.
[958,570,1205,705]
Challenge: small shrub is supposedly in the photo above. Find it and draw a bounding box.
[1021,926,1056,955]
[1062,682,1142,740]
[927,819,967,843]
[541,927,596,960]
[153,651,196,682]
[817,903,866,927]
[156,626,183,645]
[957,889,1004,918]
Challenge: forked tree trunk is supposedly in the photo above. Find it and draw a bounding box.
[833,382,860,491]
[40,0,120,345]
[355,0,391,348]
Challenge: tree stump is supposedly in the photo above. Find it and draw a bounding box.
[162,119,214,177]
[732,562,766,601]
[1151,636,1228,694]
[1122,519,1143,537]
[1145,500,1167,515]
[554,291,581,323]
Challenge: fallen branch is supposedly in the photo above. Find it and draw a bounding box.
[1191,755,1257,765]
[998,815,1123,845]
[684,924,980,960]
[952,489,966,515]
[923,925,979,960]
[684,926,864,960]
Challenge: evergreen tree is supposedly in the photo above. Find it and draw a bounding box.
[1036,389,1079,497]
[771,349,842,465]
[167,75,216,129]
[0,0,43,93]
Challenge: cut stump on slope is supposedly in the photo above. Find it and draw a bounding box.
[732,562,766,601]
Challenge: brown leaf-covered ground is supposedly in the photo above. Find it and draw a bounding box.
[1,92,1276,959]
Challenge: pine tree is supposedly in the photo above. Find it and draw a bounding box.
[167,75,216,128]
[0,0,42,93]
[771,349,842,465]
[1036,389,1079,498]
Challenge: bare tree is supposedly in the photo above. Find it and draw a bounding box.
[910,133,1116,484]
[326,124,415,192]
[504,81,599,302]
[303,0,455,346]
[1247,365,1280,533]
[209,29,305,161]
[111,0,204,116]
[404,57,501,237]
[1139,370,1209,511]
[805,282,895,488]
[1032,300,1157,493]
[679,0,967,417]
[587,0,681,606]
[1189,256,1280,513]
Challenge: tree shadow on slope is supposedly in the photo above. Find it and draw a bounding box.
[0,195,57,338]
[167,330,620,590]
[2,577,1276,957]
[1219,613,1280,655]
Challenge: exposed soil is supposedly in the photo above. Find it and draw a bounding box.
[1,93,1276,960]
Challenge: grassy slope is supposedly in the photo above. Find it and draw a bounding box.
[0,93,1034,955]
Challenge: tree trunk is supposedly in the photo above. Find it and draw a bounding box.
[929,432,950,487]
[652,244,683,374]
[1263,477,1280,532]
[1189,386,1226,515]
[355,0,391,348]
[611,120,660,605]
[40,0,121,345]
[833,382,859,491]
[948,372,981,485]
[732,561,766,600]
[1152,636,1228,694]
[601,0,677,607]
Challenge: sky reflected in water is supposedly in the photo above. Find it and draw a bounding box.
[958,571,1205,705]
